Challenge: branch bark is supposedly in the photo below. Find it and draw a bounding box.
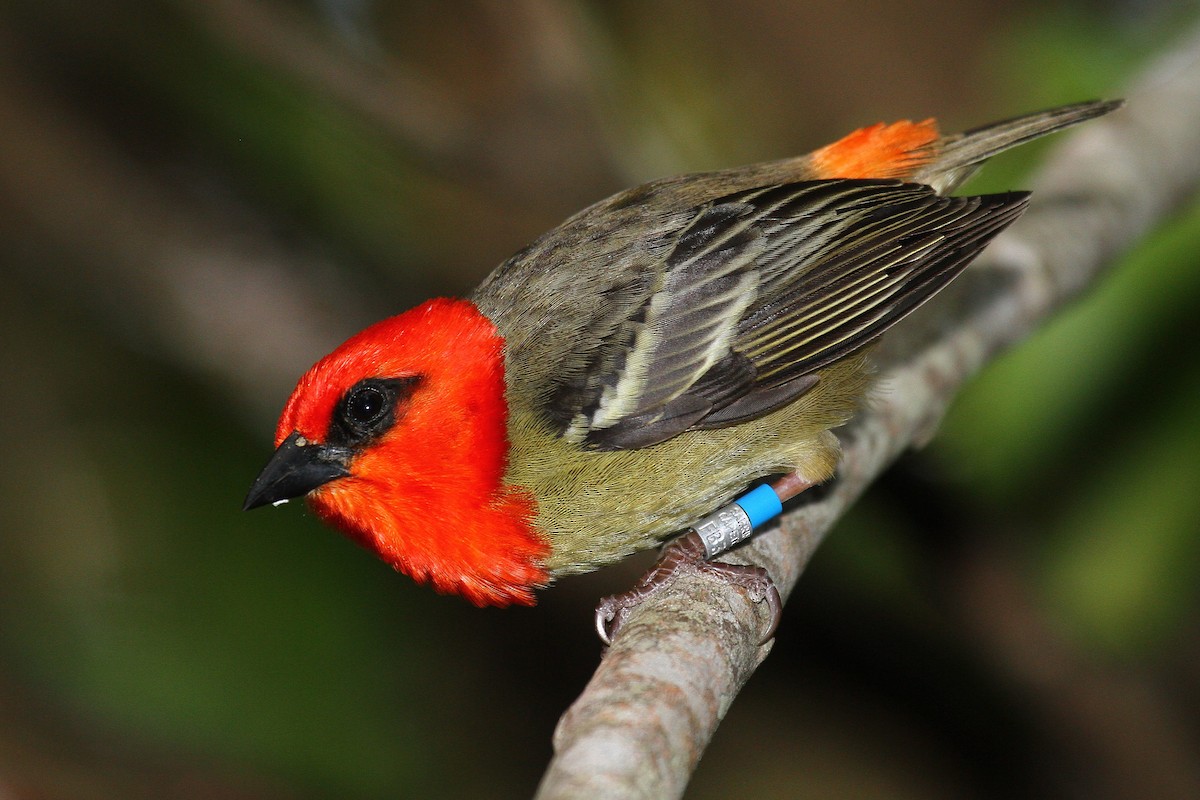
[535,25,1200,800]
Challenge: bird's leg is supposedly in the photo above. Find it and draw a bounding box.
[594,473,813,645]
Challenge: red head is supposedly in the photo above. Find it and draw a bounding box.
[245,298,548,606]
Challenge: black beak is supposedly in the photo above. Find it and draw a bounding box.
[243,432,352,511]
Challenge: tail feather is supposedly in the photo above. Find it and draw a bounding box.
[916,99,1123,194]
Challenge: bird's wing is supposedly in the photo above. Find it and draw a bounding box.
[537,179,1029,451]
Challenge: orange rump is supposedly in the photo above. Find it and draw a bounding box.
[811,119,940,180]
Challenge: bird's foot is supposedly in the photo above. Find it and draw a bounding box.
[594,530,782,646]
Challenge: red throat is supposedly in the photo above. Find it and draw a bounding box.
[276,298,549,606]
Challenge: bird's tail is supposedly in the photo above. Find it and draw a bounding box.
[917,99,1123,194]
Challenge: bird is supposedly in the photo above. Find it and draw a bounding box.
[245,99,1120,642]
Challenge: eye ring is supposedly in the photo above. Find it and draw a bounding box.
[346,385,388,426]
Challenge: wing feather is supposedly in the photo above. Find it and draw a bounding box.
[523,179,1029,450]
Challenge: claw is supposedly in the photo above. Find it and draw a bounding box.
[593,565,673,645]
[595,607,611,645]
[758,582,783,645]
[594,599,618,645]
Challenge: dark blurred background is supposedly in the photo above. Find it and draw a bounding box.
[1,1,1198,798]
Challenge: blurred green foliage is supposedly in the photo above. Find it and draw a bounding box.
[939,201,1200,654]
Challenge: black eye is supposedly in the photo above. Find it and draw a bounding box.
[346,386,387,425]
[327,376,422,448]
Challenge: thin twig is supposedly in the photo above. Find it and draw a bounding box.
[536,25,1200,800]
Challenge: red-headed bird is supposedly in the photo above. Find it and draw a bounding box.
[245,101,1119,641]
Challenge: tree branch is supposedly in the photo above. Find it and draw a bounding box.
[536,25,1200,800]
